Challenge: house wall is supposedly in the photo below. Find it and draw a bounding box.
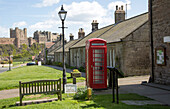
[70,47,85,68]
[122,22,150,76]
[54,51,70,65]
[151,0,170,84]
[107,42,124,73]
[107,22,150,76]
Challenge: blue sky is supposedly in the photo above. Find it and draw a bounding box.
[0,0,148,40]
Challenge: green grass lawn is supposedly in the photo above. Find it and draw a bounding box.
[0,66,85,90]
[0,93,169,109]
[12,61,31,66]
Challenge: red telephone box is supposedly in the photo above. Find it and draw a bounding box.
[86,38,107,89]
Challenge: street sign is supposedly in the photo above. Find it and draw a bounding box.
[65,84,77,93]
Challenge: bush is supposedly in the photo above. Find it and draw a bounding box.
[73,88,87,100]
[78,66,85,72]
[1,61,8,64]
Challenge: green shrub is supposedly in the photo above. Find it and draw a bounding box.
[78,66,86,72]
[73,88,87,100]
[1,61,8,64]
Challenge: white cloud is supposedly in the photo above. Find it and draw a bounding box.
[33,0,60,8]
[28,1,132,39]
[108,0,131,11]
[0,26,8,37]
[13,21,27,27]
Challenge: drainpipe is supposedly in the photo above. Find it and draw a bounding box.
[69,48,71,67]
[149,0,154,83]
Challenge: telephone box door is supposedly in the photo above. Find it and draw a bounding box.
[92,48,105,88]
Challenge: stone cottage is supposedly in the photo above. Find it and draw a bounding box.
[68,6,150,76]
[149,0,170,84]
[54,29,86,65]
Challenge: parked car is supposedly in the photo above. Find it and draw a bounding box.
[26,62,36,66]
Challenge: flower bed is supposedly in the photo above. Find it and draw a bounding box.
[71,69,81,78]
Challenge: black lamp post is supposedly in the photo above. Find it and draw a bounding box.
[58,5,67,93]
[8,50,11,71]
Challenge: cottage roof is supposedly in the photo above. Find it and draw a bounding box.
[56,39,79,53]
[45,42,55,49]
[71,24,114,48]
[100,13,148,43]
[71,12,148,48]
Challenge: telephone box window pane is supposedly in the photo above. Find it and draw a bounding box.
[95,62,103,66]
[94,79,104,84]
[94,70,103,75]
[95,58,103,62]
[95,54,104,58]
[94,67,103,70]
[95,49,104,53]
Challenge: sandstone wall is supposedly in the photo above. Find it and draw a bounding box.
[151,0,170,84]
[0,38,15,45]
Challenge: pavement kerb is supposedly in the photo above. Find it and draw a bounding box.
[141,83,170,92]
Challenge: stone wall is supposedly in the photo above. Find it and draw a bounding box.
[0,38,15,45]
[70,47,85,68]
[54,52,69,65]
[151,0,170,84]
[122,22,150,76]
[107,22,150,76]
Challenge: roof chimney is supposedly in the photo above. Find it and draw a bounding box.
[114,5,125,23]
[116,5,118,10]
[69,33,74,41]
[121,5,123,10]
[78,28,85,39]
[91,20,99,32]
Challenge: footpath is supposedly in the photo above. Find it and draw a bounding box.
[0,65,170,106]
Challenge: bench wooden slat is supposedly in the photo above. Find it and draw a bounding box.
[49,82,50,92]
[23,83,25,94]
[26,84,27,94]
[29,83,30,94]
[54,81,56,91]
[19,78,62,106]
[46,82,47,92]
[43,82,45,92]
[37,82,39,93]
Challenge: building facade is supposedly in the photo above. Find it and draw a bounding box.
[33,31,59,44]
[150,0,170,84]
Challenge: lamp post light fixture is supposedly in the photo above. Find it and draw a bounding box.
[58,5,67,93]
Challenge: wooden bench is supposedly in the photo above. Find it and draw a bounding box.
[19,78,62,106]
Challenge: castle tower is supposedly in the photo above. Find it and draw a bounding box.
[115,5,125,23]
[69,33,74,41]
[23,28,27,39]
[10,28,13,38]
[15,27,19,38]
[78,28,85,39]
[91,20,99,32]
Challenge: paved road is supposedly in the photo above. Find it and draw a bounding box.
[0,64,26,73]
[0,67,8,73]
[44,65,86,77]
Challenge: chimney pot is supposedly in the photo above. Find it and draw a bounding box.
[121,5,123,10]
[116,5,118,10]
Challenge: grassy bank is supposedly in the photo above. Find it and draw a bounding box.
[0,66,85,90]
[0,93,169,109]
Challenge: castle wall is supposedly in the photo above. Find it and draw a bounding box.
[0,38,15,45]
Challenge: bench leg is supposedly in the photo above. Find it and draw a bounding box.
[20,95,23,106]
